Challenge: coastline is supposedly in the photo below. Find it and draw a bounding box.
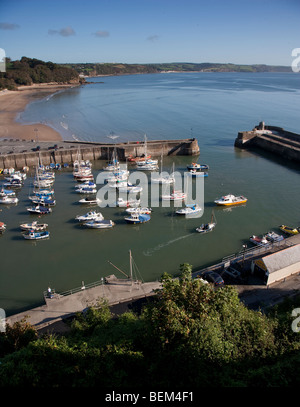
[0,83,79,142]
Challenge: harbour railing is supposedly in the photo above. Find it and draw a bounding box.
[44,279,105,300]
[192,238,293,279]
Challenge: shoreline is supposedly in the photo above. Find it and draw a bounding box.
[0,83,79,142]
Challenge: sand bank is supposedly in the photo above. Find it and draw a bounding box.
[0,83,78,141]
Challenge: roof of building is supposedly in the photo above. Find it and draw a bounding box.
[261,244,300,274]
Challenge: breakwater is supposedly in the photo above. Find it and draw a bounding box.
[0,137,200,170]
[234,122,300,163]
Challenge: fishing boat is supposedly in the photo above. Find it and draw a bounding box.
[176,204,202,216]
[0,196,19,204]
[214,194,247,206]
[279,225,300,235]
[125,207,152,214]
[187,163,209,171]
[83,219,115,229]
[125,211,151,224]
[0,222,6,233]
[75,210,104,222]
[265,231,284,243]
[78,197,102,205]
[196,211,216,233]
[27,205,52,215]
[23,230,50,240]
[249,235,269,246]
[20,221,48,231]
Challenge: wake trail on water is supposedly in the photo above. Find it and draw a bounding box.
[143,233,193,257]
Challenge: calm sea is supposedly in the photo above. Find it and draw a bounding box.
[1,72,300,316]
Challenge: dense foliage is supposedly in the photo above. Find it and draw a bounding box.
[0,266,299,387]
[64,62,291,77]
[0,57,80,90]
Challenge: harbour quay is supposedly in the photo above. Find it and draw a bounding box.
[0,137,200,170]
[234,122,300,163]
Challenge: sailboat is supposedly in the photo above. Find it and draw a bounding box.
[196,211,216,233]
[107,250,142,286]
[152,157,175,184]
[128,134,152,162]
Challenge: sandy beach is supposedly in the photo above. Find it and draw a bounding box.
[0,83,78,141]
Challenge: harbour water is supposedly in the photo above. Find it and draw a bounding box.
[1,72,300,316]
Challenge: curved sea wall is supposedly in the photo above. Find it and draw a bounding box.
[0,138,200,170]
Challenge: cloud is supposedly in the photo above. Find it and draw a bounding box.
[48,26,75,37]
[0,22,20,30]
[147,35,159,42]
[93,30,110,38]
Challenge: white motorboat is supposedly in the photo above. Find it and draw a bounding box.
[75,186,97,194]
[84,219,115,229]
[115,197,141,207]
[266,231,284,243]
[125,212,151,224]
[0,196,19,204]
[75,211,104,222]
[118,183,143,193]
[176,204,202,215]
[23,230,50,240]
[79,197,102,205]
[20,221,48,231]
[161,190,186,201]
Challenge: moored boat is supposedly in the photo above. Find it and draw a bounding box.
[176,204,202,215]
[249,235,269,246]
[83,219,115,229]
[20,221,48,231]
[125,212,151,224]
[187,163,209,171]
[27,205,52,214]
[0,196,19,204]
[265,231,284,242]
[23,230,50,240]
[161,190,186,201]
[125,207,152,214]
[75,210,104,222]
[214,194,247,206]
[78,197,101,205]
[0,222,6,233]
[279,225,300,235]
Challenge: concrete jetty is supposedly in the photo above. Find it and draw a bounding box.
[0,137,200,170]
[5,276,162,331]
[234,122,300,163]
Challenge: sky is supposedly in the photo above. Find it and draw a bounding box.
[0,0,299,66]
